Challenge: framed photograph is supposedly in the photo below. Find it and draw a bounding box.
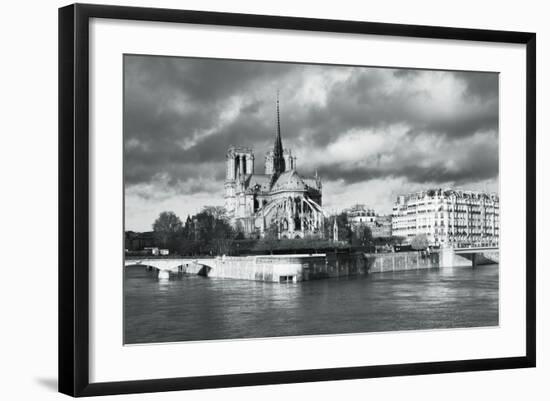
[58,3,536,397]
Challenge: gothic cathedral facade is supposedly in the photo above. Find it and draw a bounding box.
[224,95,324,239]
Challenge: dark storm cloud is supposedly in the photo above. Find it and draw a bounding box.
[453,70,499,100]
[124,56,499,197]
[316,134,498,185]
[125,55,296,105]
[124,56,296,188]
[281,68,498,148]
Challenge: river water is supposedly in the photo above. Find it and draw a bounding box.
[124,264,498,344]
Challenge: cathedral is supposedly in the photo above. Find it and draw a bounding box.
[224,95,324,239]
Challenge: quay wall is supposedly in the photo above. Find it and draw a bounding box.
[205,251,434,281]
[321,252,369,279]
[366,252,439,273]
[206,255,322,283]
[126,249,497,283]
[208,253,373,282]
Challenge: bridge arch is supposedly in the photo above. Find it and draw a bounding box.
[125,258,217,276]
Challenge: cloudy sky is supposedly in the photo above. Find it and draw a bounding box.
[124,55,499,232]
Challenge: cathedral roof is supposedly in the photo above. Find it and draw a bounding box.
[243,170,321,194]
[244,174,272,192]
[271,170,308,192]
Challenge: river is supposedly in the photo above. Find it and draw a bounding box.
[124,264,498,344]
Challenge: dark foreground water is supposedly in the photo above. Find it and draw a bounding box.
[124,265,498,344]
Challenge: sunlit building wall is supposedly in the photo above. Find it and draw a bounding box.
[392,189,499,247]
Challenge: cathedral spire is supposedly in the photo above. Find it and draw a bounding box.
[272,90,286,177]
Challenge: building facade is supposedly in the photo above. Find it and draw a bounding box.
[346,204,376,226]
[345,204,392,238]
[224,95,324,239]
[371,215,392,238]
[392,189,499,247]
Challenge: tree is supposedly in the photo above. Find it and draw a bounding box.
[335,212,352,243]
[411,234,429,250]
[390,236,406,245]
[323,213,352,243]
[351,224,373,249]
[202,206,227,221]
[190,209,235,255]
[152,211,183,249]
[183,215,194,240]
[234,220,245,240]
[323,216,333,240]
[264,221,279,241]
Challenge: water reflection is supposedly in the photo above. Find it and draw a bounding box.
[124,265,499,344]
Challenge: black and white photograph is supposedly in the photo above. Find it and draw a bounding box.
[0,0,543,398]
[123,55,500,344]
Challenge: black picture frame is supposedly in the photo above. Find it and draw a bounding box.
[58,3,536,397]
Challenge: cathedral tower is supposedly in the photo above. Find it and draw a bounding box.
[265,92,297,175]
[272,91,286,177]
[226,146,254,180]
[224,146,254,217]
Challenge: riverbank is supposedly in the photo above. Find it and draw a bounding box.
[126,248,499,283]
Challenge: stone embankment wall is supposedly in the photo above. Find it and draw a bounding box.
[204,253,372,282]
[206,255,325,282]
[127,249,498,283]
[366,251,439,273]
[317,252,369,279]
[202,251,435,282]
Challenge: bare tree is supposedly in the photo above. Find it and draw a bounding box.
[202,206,228,221]
[152,211,183,248]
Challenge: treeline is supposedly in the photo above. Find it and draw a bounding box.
[132,207,405,257]
[150,207,235,256]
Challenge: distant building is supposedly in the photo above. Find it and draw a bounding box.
[346,204,376,226]
[224,93,324,239]
[371,215,392,238]
[391,189,499,247]
[345,204,391,238]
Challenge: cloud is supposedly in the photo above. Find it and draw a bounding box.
[124,56,499,231]
[308,128,498,186]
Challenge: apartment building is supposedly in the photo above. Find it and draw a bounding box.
[392,189,499,247]
[345,204,392,238]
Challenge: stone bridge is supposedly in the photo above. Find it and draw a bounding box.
[124,258,216,279]
[440,246,499,268]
